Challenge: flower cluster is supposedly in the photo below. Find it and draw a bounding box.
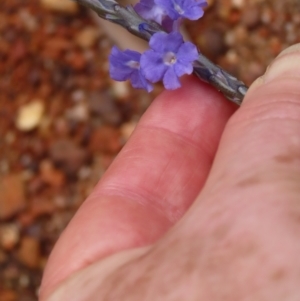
[109,0,207,91]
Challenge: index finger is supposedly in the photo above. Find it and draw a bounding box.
[40,77,236,299]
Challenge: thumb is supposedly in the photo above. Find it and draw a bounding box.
[206,43,300,192]
[177,44,300,300]
[189,43,300,236]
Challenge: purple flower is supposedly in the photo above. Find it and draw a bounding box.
[134,0,166,24]
[154,0,207,21]
[109,46,153,92]
[134,0,180,32]
[140,32,198,90]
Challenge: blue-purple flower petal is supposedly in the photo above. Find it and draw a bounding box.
[177,42,199,63]
[140,32,198,90]
[149,32,184,53]
[140,50,168,82]
[174,61,193,77]
[131,70,153,92]
[163,67,181,89]
[162,17,182,32]
[109,46,153,92]
[134,0,166,24]
[155,0,207,21]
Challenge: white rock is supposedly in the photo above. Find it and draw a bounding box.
[66,102,89,122]
[111,81,130,99]
[0,224,20,250]
[231,0,245,9]
[16,100,45,131]
[75,27,100,49]
[40,0,78,14]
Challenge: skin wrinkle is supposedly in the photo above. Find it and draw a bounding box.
[98,125,214,221]
[255,91,300,107]
[147,125,216,203]
[112,152,160,163]
[173,163,203,203]
[98,174,188,224]
[235,175,261,188]
[154,148,176,193]
[246,74,300,91]
[139,124,215,163]
[263,52,300,83]
[95,193,173,231]
[241,77,300,108]
[99,181,197,223]
[242,96,300,121]
[59,247,151,301]
[47,193,171,285]
[90,187,166,217]
[101,253,156,300]
[160,147,201,218]
[227,99,300,131]
[101,233,204,300]
[98,183,162,204]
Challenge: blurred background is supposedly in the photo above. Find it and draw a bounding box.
[0,0,299,300]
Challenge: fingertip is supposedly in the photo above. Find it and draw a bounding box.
[244,43,300,104]
[202,43,300,195]
[141,75,237,137]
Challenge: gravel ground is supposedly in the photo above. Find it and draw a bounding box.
[0,0,299,300]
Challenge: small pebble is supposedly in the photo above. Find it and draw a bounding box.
[16,100,45,132]
[66,102,90,122]
[241,5,260,28]
[75,27,100,49]
[49,139,88,174]
[19,9,38,31]
[0,174,26,220]
[111,81,130,99]
[0,224,20,250]
[89,91,122,125]
[39,159,66,188]
[89,126,122,153]
[0,289,18,301]
[231,0,245,9]
[40,0,78,14]
[16,236,41,268]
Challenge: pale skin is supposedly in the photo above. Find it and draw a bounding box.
[40,44,300,301]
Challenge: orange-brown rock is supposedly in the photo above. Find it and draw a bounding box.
[0,174,26,220]
[16,236,40,269]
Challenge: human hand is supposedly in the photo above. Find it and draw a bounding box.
[40,44,300,301]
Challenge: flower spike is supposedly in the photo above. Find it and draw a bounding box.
[73,0,248,105]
